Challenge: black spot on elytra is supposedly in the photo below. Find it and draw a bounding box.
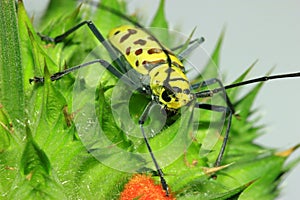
[135,49,143,56]
[142,59,165,70]
[125,47,131,56]
[114,30,121,35]
[120,28,138,43]
[147,48,162,54]
[133,39,147,46]
[128,29,138,34]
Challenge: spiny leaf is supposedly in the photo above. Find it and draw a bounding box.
[237,146,299,200]
[94,0,126,37]
[200,28,225,80]
[17,0,41,94]
[40,0,78,27]
[173,26,203,64]
[275,144,300,157]
[226,60,257,100]
[38,5,83,68]
[179,180,253,200]
[217,149,290,191]
[33,63,67,144]
[28,30,54,74]
[234,83,263,124]
[9,126,66,200]
[150,0,169,44]
[202,163,233,175]
[0,106,20,197]
[150,0,168,29]
[21,127,50,176]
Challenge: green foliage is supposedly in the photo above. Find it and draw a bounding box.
[0,0,299,199]
[0,0,25,131]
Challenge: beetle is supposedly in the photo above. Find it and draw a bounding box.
[30,3,300,196]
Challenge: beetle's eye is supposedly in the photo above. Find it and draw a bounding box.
[161,90,172,102]
[161,87,176,103]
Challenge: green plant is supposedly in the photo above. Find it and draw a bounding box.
[0,0,299,199]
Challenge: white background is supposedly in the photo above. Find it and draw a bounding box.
[24,0,300,199]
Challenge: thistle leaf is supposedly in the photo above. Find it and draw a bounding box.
[1,1,298,199]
